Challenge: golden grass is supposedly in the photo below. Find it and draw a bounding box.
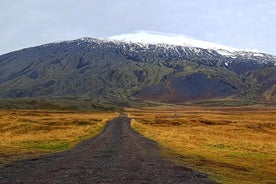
[0,110,118,166]
[127,106,276,184]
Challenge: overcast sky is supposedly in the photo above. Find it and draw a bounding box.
[1,0,276,55]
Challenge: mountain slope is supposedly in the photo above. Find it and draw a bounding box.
[0,34,275,109]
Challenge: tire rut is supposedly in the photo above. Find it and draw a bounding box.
[0,117,215,184]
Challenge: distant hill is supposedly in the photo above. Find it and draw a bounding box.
[0,34,275,109]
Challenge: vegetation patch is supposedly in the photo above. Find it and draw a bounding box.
[21,140,71,151]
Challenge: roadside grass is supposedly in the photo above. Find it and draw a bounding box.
[128,106,276,184]
[0,110,118,166]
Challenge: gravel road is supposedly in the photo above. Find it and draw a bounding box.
[0,116,215,184]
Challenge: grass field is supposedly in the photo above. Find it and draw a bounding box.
[0,110,118,167]
[127,106,276,184]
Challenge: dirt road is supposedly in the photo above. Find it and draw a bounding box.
[0,117,215,184]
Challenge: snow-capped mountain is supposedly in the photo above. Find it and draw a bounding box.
[108,31,276,63]
[108,31,266,53]
[0,34,275,109]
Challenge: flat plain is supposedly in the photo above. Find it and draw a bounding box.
[0,106,275,184]
[0,117,215,184]
[127,106,276,184]
[0,110,118,167]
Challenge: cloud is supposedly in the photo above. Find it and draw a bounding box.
[0,0,276,55]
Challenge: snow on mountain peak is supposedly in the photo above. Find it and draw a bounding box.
[108,31,239,52]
